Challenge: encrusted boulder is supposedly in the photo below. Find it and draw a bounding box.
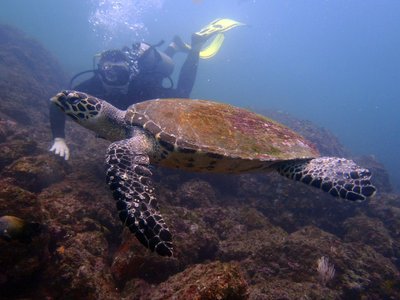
[0,119,18,143]
[176,178,216,208]
[0,179,48,298]
[344,215,395,258]
[122,261,248,300]
[0,139,38,171]
[0,25,66,125]
[247,226,400,299]
[0,178,38,217]
[0,232,49,298]
[44,231,118,300]
[2,154,69,192]
[110,232,180,286]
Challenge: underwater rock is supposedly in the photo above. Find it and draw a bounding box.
[247,172,359,235]
[122,261,248,300]
[203,206,275,238]
[0,139,38,171]
[37,172,123,298]
[246,226,400,299]
[165,205,220,263]
[0,119,18,142]
[44,231,118,300]
[0,178,38,217]
[110,204,220,286]
[110,231,180,286]
[0,119,39,171]
[0,213,49,299]
[194,205,288,261]
[0,25,66,126]
[0,229,49,298]
[0,173,49,298]
[248,279,340,300]
[344,215,395,258]
[367,193,400,268]
[176,178,216,208]
[38,173,120,237]
[235,174,266,198]
[2,154,69,192]
[0,184,48,298]
[219,228,287,262]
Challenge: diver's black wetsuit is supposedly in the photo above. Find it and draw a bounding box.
[50,48,200,139]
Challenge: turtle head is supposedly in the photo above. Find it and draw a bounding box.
[51,90,103,121]
[51,90,128,141]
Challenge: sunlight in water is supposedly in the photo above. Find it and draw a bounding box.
[89,0,164,44]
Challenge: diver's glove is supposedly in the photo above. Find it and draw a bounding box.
[49,137,70,160]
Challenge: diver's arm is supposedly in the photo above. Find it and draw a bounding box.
[49,102,70,160]
[49,102,66,139]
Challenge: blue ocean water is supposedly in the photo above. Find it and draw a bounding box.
[0,0,399,190]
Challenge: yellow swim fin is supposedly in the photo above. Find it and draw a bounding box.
[199,33,225,59]
[196,18,245,37]
[195,18,245,59]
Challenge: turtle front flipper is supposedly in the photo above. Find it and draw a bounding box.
[274,157,376,201]
[105,139,173,256]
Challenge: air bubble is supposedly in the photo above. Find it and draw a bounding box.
[89,0,165,44]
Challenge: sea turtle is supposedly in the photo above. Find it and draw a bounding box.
[51,90,376,257]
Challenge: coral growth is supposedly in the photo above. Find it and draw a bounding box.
[316,256,335,286]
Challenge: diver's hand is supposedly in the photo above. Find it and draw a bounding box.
[49,138,70,160]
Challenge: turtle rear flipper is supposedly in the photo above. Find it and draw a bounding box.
[105,139,173,256]
[274,157,376,201]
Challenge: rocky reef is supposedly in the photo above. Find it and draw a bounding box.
[1,24,399,299]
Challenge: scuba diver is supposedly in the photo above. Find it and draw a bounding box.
[49,18,245,160]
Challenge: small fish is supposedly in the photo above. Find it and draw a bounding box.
[0,215,42,243]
